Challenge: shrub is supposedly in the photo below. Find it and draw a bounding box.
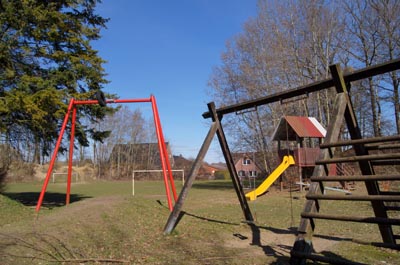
[214,170,230,180]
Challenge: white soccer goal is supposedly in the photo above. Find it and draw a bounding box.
[131,169,185,196]
[52,172,79,183]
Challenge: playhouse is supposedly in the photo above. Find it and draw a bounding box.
[272,116,327,191]
[245,116,327,200]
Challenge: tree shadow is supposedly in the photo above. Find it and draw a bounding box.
[192,181,235,190]
[2,192,92,209]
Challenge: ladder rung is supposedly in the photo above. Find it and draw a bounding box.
[380,191,400,196]
[371,160,400,166]
[310,174,400,182]
[316,153,400,164]
[385,206,400,211]
[306,194,400,201]
[366,143,400,150]
[320,135,400,148]
[301,212,400,225]
[393,235,400,240]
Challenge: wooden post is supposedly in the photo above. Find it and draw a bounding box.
[163,122,218,234]
[208,102,254,222]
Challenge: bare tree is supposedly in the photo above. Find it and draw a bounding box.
[208,0,399,161]
[208,0,344,161]
[92,106,151,179]
[369,0,400,134]
[340,0,400,137]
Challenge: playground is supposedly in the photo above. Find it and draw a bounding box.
[1,180,398,264]
[1,60,399,264]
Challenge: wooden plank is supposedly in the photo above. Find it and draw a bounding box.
[203,58,400,119]
[306,194,400,201]
[163,122,218,234]
[208,102,254,222]
[301,212,400,225]
[320,135,400,148]
[366,143,400,150]
[316,153,400,164]
[385,206,400,211]
[371,160,400,166]
[310,174,400,182]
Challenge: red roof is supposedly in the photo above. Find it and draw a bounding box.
[272,116,326,141]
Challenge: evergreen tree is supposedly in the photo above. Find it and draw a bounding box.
[0,0,113,163]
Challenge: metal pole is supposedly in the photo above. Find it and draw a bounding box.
[151,95,177,202]
[73,98,152,105]
[132,172,135,196]
[150,95,173,211]
[36,99,74,212]
[66,106,77,205]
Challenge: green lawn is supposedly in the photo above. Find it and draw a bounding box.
[0,180,398,264]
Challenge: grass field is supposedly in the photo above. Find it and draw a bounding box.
[0,180,399,264]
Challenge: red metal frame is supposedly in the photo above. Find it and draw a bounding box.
[35,96,177,212]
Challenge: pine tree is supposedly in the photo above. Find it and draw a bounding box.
[0,0,113,163]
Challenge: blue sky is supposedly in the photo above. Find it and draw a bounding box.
[93,1,258,163]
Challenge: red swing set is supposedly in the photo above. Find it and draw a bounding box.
[35,94,177,212]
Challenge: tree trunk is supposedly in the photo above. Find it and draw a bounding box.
[33,136,41,164]
[368,77,381,137]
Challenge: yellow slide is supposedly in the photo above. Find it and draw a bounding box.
[246,155,295,201]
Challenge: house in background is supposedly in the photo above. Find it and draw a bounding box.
[233,153,263,187]
[174,155,224,180]
[198,163,223,180]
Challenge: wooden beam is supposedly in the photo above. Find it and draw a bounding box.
[301,212,400,225]
[316,153,400,164]
[163,122,218,234]
[208,102,254,222]
[310,174,400,182]
[319,135,400,148]
[306,194,400,201]
[203,58,400,119]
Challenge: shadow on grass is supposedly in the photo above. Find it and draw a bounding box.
[2,192,92,209]
[247,223,293,264]
[191,180,275,192]
[249,225,366,264]
[192,181,234,190]
[156,199,240,229]
[258,225,298,235]
[180,210,240,226]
